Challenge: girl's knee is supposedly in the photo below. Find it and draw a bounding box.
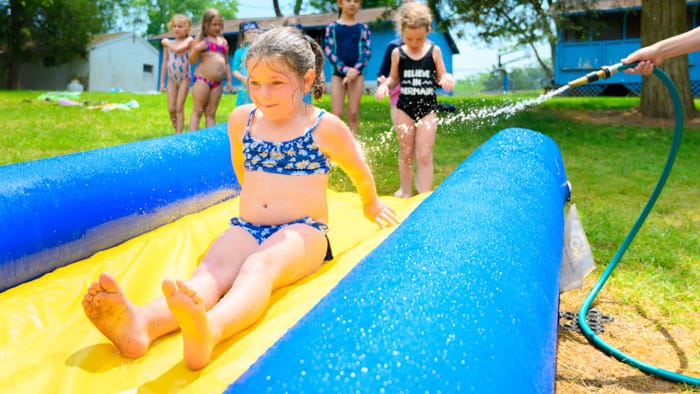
[416,150,433,165]
[238,255,272,277]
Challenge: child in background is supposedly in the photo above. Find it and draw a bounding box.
[160,14,193,134]
[375,1,454,198]
[189,8,232,131]
[284,15,318,103]
[283,15,303,31]
[323,0,371,136]
[231,21,259,106]
[82,26,399,371]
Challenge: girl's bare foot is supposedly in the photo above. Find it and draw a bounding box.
[394,188,412,198]
[163,279,215,370]
[81,273,150,358]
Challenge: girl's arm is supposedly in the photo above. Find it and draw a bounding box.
[353,23,372,72]
[160,47,169,92]
[227,105,255,186]
[433,45,454,92]
[374,47,401,100]
[377,40,399,79]
[224,44,233,92]
[323,23,348,75]
[623,27,700,74]
[387,48,400,88]
[375,48,400,100]
[315,114,399,228]
[168,37,193,53]
[232,49,246,83]
[189,36,206,64]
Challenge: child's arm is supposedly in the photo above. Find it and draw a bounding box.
[316,114,400,228]
[375,48,400,100]
[323,23,349,76]
[377,41,398,80]
[353,24,372,73]
[224,45,233,92]
[232,49,246,83]
[160,47,169,92]
[189,36,206,64]
[167,37,193,53]
[433,45,454,92]
[227,105,255,186]
[623,27,700,74]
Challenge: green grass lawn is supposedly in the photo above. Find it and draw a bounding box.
[1,89,699,329]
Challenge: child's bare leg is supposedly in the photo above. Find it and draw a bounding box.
[394,110,416,198]
[83,227,256,360]
[166,82,178,131]
[189,80,209,131]
[163,279,214,370]
[174,79,190,133]
[346,75,364,135]
[82,272,176,358]
[204,86,223,128]
[167,225,326,370]
[330,76,347,131]
[414,113,438,193]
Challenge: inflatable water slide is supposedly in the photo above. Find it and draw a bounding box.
[0,125,569,393]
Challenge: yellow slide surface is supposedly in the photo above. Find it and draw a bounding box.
[0,191,425,393]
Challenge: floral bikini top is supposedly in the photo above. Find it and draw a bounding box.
[205,38,227,54]
[243,109,331,175]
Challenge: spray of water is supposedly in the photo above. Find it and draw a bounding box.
[359,85,572,169]
[437,85,571,128]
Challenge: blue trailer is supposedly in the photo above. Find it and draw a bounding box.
[554,0,700,96]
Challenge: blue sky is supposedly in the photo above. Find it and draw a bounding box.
[236,1,543,77]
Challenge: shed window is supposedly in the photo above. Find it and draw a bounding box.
[143,64,154,73]
[592,12,624,41]
[689,5,700,29]
[625,11,640,39]
[562,15,589,42]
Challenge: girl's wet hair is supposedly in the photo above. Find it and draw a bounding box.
[246,27,326,100]
[395,1,432,33]
[200,8,222,37]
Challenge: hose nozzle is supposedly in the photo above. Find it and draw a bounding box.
[567,62,634,87]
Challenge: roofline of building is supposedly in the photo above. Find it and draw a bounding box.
[149,6,459,54]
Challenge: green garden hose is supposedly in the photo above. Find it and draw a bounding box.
[569,62,700,386]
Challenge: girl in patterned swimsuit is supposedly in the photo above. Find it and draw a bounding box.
[188,8,232,131]
[375,2,454,198]
[81,27,399,371]
[160,14,193,134]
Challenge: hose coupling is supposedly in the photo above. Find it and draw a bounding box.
[567,62,630,87]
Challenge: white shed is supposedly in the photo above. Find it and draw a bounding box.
[19,32,159,92]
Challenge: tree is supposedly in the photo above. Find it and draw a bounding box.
[428,0,604,82]
[128,0,238,37]
[639,0,696,118]
[428,0,561,80]
[0,0,118,89]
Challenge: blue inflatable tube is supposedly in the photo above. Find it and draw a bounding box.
[0,125,239,292]
[227,127,570,393]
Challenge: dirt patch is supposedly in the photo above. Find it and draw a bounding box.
[556,108,700,129]
[556,277,700,393]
